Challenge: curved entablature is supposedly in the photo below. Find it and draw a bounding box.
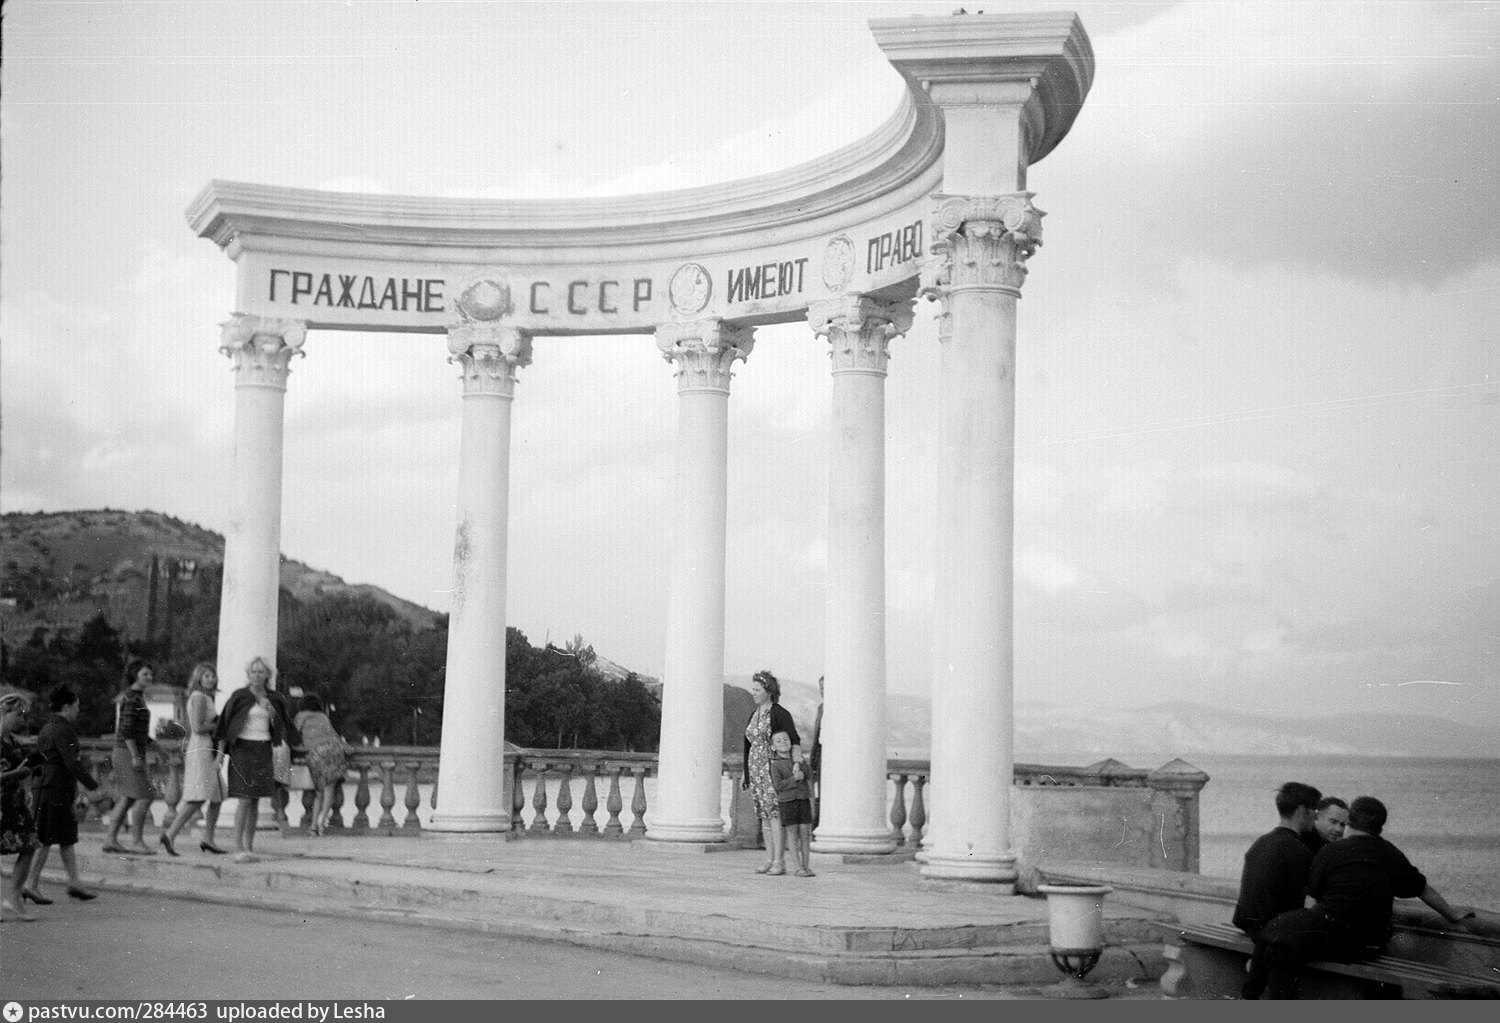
[187,11,1093,336]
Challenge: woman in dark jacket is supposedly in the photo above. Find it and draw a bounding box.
[213,656,295,862]
[21,685,100,903]
[741,670,804,876]
[102,658,157,855]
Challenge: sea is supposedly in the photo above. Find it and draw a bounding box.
[336,754,1500,911]
[1189,754,1500,911]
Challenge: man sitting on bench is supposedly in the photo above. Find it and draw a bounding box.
[1233,781,1321,999]
[1260,795,1477,999]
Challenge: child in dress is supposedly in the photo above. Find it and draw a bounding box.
[769,730,815,877]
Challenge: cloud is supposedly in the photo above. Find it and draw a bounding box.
[1052,0,1500,285]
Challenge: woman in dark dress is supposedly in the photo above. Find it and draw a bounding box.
[102,659,157,855]
[214,656,295,862]
[741,670,804,876]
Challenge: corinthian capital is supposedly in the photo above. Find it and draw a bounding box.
[655,319,755,393]
[447,323,532,398]
[928,193,1045,292]
[808,296,915,375]
[219,314,307,389]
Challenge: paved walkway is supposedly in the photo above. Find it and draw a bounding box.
[22,828,1169,997]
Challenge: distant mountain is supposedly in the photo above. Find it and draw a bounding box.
[1,509,440,648]
[881,694,1498,761]
[721,676,1497,761]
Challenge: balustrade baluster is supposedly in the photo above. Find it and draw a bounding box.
[628,768,648,837]
[908,773,927,845]
[81,749,107,827]
[889,773,909,845]
[529,763,550,832]
[159,750,183,832]
[272,780,289,830]
[579,766,599,835]
[325,775,345,832]
[553,765,574,833]
[603,767,624,837]
[512,764,528,828]
[402,762,422,830]
[352,764,372,832]
[377,761,398,833]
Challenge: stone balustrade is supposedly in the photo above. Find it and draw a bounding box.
[56,740,1205,876]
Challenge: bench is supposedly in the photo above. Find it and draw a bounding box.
[1159,921,1500,1000]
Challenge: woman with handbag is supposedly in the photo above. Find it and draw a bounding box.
[159,662,228,856]
[213,656,296,862]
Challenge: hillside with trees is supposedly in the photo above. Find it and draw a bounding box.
[1,510,659,750]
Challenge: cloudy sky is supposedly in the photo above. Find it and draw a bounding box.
[3,1,1496,729]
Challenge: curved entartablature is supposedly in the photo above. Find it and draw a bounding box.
[187,11,1093,336]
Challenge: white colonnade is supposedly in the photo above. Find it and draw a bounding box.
[194,10,1094,882]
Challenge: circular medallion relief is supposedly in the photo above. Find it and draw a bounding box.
[457,278,511,322]
[821,236,855,291]
[669,263,712,316]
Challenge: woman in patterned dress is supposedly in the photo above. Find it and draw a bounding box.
[292,693,347,835]
[2,692,41,921]
[159,662,228,856]
[740,670,804,876]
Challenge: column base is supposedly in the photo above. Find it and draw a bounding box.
[427,810,512,833]
[644,817,728,844]
[920,848,1018,887]
[811,828,899,855]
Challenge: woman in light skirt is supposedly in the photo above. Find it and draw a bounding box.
[160,662,228,856]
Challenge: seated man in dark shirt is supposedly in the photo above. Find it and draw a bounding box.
[1232,781,1321,999]
[1302,795,1348,855]
[1260,795,1476,999]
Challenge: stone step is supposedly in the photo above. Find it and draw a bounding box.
[63,851,1167,988]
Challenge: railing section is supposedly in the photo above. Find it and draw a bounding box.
[60,741,1192,848]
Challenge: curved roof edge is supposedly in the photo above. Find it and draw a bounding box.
[186,82,944,255]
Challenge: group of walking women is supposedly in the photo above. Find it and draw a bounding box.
[1,654,348,922]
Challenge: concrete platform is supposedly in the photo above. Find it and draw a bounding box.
[35,829,1170,994]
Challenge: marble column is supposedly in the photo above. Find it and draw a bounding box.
[430,318,532,832]
[919,194,1044,887]
[807,296,913,855]
[649,318,755,843]
[214,314,305,707]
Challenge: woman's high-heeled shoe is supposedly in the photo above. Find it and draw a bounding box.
[200,841,227,855]
[21,888,53,906]
[160,833,179,857]
[1,899,36,922]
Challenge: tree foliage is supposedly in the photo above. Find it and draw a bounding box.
[4,584,659,751]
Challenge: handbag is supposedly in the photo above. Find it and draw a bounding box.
[271,741,292,786]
